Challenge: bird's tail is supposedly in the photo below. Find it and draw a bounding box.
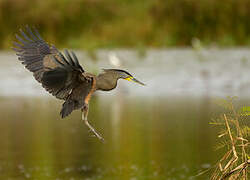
[60,99,76,118]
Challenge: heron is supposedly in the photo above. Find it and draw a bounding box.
[12,26,145,141]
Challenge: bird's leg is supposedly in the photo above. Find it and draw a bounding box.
[81,104,104,142]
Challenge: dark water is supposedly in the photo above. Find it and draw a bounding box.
[0,94,228,180]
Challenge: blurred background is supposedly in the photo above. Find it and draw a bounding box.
[1,0,250,49]
[0,0,250,179]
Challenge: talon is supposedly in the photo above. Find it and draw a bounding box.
[82,104,104,142]
[81,105,105,142]
[13,27,145,145]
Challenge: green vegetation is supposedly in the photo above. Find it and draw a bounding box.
[2,0,250,49]
[199,97,249,179]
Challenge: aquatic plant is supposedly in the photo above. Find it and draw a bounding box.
[209,97,249,179]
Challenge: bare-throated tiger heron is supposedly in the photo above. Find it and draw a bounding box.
[13,26,145,141]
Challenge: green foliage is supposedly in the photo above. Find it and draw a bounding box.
[213,96,238,110]
[208,97,249,179]
[2,0,250,49]
[214,139,231,151]
[241,126,250,138]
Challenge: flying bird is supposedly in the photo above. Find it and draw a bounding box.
[12,26,145,141]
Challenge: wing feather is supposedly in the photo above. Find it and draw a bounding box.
[64,49,75,66]
[13,26,92,106]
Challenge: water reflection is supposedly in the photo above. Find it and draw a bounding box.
[0,95,224,179]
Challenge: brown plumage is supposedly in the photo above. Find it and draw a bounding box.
[13,26,145,141]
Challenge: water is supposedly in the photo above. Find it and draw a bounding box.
[0,49,249,179]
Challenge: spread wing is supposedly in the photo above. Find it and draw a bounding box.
[13,26,92,104]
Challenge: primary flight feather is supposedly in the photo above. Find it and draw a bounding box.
[13,25,145,140]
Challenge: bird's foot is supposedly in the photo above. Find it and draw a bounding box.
[84,119,105,142]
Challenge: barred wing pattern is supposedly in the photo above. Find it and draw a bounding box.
[13,26,93,117]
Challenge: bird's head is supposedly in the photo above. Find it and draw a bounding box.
[103,69,145,86]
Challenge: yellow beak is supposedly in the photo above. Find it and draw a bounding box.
[124,76,145,86]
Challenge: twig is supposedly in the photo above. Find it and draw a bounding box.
[221,159,249,179]
[230,101,248,170]
[221,114,238,171]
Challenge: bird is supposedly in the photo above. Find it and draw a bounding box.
[12,26,145,141]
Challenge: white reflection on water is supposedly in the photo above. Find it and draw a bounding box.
[1,49,250,97]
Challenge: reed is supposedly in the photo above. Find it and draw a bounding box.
[209,97,249,179]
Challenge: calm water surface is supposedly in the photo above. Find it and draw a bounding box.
[0,50,249,179]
